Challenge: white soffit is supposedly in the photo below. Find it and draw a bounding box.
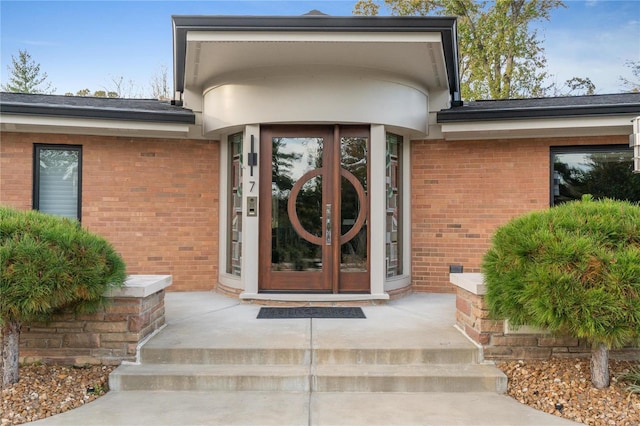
[440,116,635,140]
[184,31,448,92]
[0,115,191,139]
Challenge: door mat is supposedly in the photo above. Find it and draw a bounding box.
[257,307,366,319]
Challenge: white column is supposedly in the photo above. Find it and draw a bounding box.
[369,124,387,297]
[241,124,260,295]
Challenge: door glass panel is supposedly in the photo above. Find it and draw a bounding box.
[340,137,368,272]
[271,137,323,271]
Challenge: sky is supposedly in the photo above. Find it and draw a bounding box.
[1,0,639,98]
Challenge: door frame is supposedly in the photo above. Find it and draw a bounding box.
[258,125,370,293]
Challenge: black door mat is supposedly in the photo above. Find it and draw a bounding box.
[257,307,366,319]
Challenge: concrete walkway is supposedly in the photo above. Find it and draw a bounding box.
[31,292,578,425]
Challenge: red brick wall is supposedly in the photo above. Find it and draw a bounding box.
[1,131,628,294]
[0,132,220,291]
[410,135,629,293]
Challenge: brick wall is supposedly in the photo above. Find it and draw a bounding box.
[0,132,219,291]
[410,135,628,293]
[1,131,628,295]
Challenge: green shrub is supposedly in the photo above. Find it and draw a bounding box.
[0,206,126,323]
[482,196,640,387]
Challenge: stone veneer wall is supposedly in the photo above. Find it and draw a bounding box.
[451,273,639,361]
[18,275,171,366]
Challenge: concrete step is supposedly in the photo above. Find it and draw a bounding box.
[313,364,507,393]
[140,347,310,365]
[109,364,311,392]
[140,347,476,366]
[313,347,478,365]
[110,363,506,393]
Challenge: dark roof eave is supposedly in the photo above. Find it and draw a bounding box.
[172,15,461,100]
[437,104,640,123]
[1,103,196,124]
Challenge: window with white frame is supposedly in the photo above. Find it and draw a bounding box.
[33,144,82,220]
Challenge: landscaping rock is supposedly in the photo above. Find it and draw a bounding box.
[1,364,114,425]
[498,358,640,426]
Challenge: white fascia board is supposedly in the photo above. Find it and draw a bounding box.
[441,116,634,140]
[186,31,442,43]
[1,114,191,137]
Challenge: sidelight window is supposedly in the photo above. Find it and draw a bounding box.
[386,133,403,277]
[227,133,243,276]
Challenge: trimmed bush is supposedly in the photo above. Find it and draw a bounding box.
[482,196,640,388]
[1,206,126,385]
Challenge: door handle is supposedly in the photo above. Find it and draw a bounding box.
[325,203,332,245]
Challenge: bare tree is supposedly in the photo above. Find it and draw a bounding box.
[620,60,640,93]
[150,65,171,100]
[108,75,141,98]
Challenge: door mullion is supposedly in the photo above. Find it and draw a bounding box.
[331,125,341,294]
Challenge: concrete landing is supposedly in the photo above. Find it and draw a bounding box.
[31,390,578,425]
[31,291,579,425]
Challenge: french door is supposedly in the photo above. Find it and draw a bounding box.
[259,126,369,293]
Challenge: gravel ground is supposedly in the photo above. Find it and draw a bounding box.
[498,359,640,426]
[1,359,639,425]
[1,364,115,426]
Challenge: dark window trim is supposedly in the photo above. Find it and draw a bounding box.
[33,144,83,221]
[549,144,631,206]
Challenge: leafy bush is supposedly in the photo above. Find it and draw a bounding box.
[482,196,640,387]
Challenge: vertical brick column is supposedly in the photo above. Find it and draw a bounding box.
[452,273,503,345]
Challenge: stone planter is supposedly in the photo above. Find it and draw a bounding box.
[19,275,172,366]
[450,273,638,361]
